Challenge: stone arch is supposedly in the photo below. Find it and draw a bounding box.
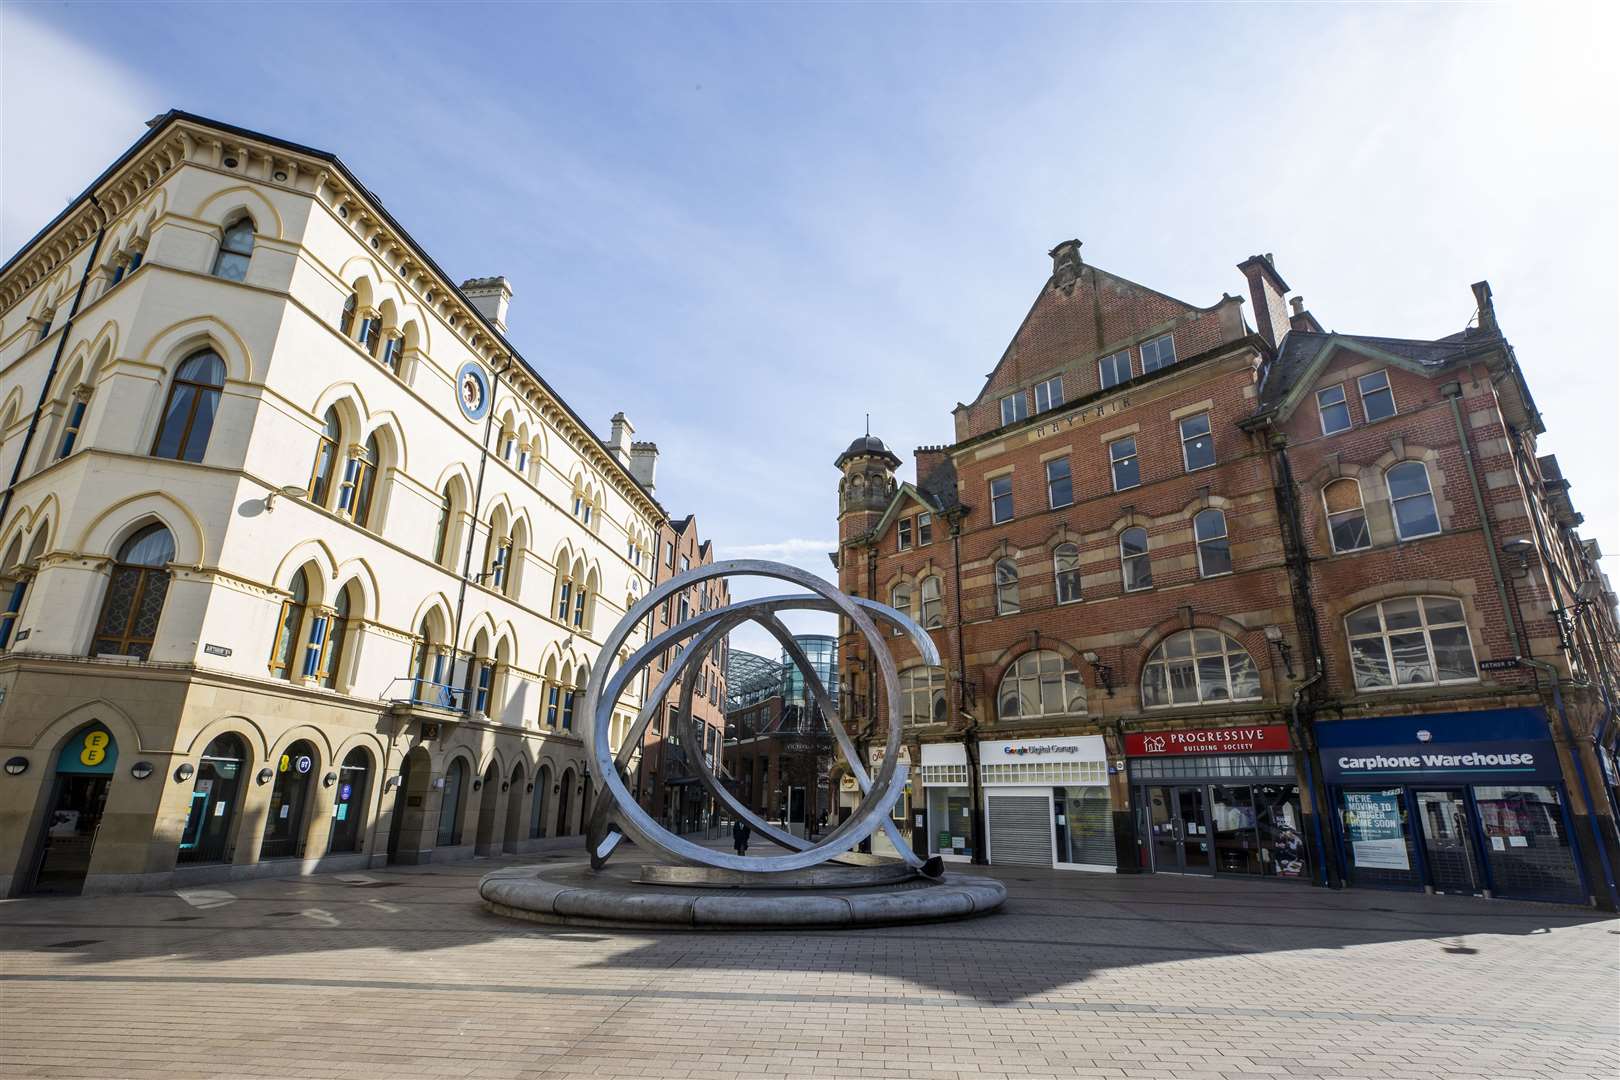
[269,539,340,598]
[76,493,206,566]
[361,410,408,478]
[194,186,285,239]
[30,698,147,758]
[137,316,254,384]
[266,724,336,768]
[983,634,1091,695]
[180,714,272,761]
[331,558,380,621]
[1131,613,1277,700]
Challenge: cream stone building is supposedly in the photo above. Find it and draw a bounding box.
[0,111,671,896]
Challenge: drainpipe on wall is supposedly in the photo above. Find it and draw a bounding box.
[449,359,509,717]
[1288,657,1332,887]
[1442,383,1528,660]
[950,516,987,865]
[0,194,108,534]
[1517,656,1618,911]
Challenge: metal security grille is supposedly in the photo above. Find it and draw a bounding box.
[988,795,1051,866]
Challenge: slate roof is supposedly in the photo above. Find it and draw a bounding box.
[1254,327,1498,418]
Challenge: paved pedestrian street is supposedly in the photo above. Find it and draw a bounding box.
[1,848,1616,1080]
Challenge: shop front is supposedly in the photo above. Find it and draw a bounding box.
[919,743,973,862]
[1317,708,1588,904]
[979,735,1115,871]
[1125,723,1309,880]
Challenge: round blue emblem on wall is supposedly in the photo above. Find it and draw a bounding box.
[455,361,491,422]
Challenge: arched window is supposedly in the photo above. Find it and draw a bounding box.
[1346,596,1477,690]
[901,667,948,724]
[261,739,316,859]
[1141,630,1261,707]
[329,747,371,853]
[1053,544,1081,604]
[56,387,90,459]
[152,350,225,462]
[0,538,29,650]
[542,658,560,727]
[467,633,492,714]
[1323,478,1370,552]
[308,408,342,507]
[379,333,403,373]
[1120,527,1151,591]
[432,488,454,566]
[920,575,944,628]
[357,312,381,356]
[178,732,246,863]
[339,293,357,337]
[270,571,309,680]
[91,524,175,659]
[1386,461,1439,540]
[890,582,913,634]
[995,558,1020,615]
[437,758,467,846]
[997,650,1086,719]
[211,216,255,280]
[319,585,352,690]
[556,571,573,622]
[1194,509,1231,577]
[346,435,380,527]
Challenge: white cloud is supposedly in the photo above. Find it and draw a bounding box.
[717,538,836,560]
[0,11,163,255]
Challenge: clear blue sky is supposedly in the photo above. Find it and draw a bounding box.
[5,2,1616,658]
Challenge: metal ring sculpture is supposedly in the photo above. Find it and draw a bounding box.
[582,559,939,877]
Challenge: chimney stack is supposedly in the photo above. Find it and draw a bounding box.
[461,276,513,333]
[1471,281,1498,336]
[1049,239,1083,289]
[629,441,659,495]
[1237,254,1291,349]
[607,412,635,466]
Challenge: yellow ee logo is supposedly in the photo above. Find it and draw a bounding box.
[80,730,110,768]
[279,754,290,773]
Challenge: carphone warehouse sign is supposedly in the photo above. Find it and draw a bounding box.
[1316,709,1561,784]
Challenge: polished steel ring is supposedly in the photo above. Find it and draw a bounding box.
[581,559,938,875]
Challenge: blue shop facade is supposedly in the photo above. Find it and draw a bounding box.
[1317,708,1588,904]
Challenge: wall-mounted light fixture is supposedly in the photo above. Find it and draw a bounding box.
[1081,651,1114,697]
[526,782,534,793]
[256,767,274,785]
[263,484,309,513]
[1501,538,1536,578]
[472,778,483,792]
[174,762,195,782]
[384,774,402,792]
[1262,625,1296,679]
[130,761,155,781]
[4,756,28,777]
[432,777,446,790]
[500,781,509,792]
[322,772,338,788]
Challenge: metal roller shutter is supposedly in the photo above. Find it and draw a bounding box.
[988,794,1051,866]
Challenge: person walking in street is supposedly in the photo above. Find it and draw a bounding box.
[732,817,751,856]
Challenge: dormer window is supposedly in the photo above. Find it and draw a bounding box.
[1140,333,1176,373]
[1358,370,1396,422]
[1000,392,1028,426]
[1033,376,1063,413]
[898,518,913,551]
[916,512,933,546]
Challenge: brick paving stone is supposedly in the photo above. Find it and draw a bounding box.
[1,845,1616,1079]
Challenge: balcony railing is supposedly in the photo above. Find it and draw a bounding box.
[384,677,469,713]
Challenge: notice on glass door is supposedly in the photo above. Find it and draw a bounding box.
[1343,790,1409,870]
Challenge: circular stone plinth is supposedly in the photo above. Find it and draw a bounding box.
[480,861,1006,930]
[639,857,920,889]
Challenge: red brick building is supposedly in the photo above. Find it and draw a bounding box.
[836,241,1619,907]
[632,514,729,832]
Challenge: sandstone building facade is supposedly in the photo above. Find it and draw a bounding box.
[0,112,690,896]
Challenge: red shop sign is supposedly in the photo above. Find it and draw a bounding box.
[1125,724,1292,756]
